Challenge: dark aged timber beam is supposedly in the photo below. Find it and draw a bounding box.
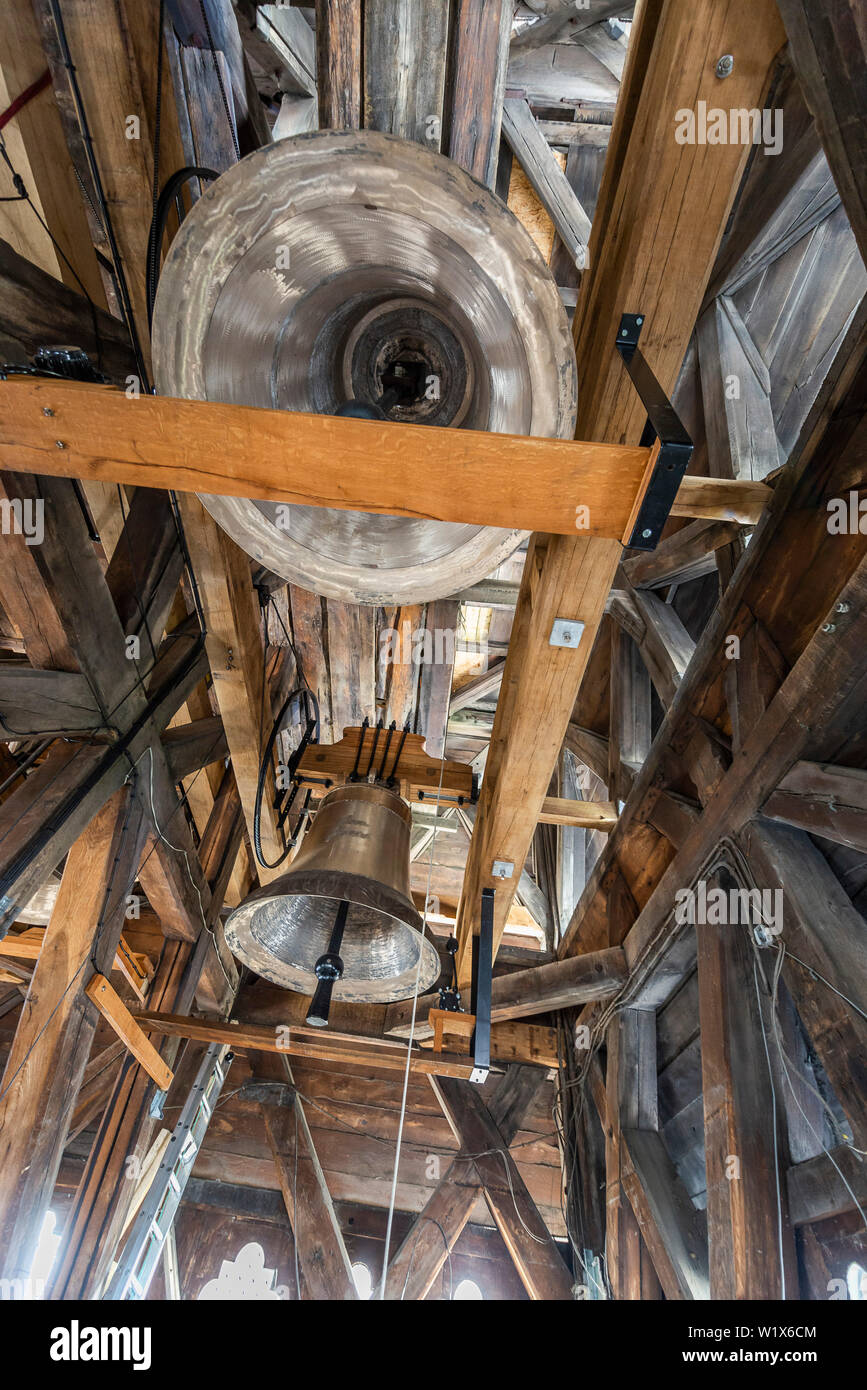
[0,378,769,536]
[453,0,786,983]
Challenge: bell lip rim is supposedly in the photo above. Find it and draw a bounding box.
[224,868,424,933]
[224,890,441,1003]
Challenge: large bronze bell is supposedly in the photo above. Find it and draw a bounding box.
[224,782,440,1013]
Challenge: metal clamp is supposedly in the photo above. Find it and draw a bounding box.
[615,313,694,551]
[469,887,494,1083]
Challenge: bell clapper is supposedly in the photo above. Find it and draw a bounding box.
[306,899,350,1027]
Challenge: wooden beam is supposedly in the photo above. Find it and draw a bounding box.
[538,796,618,830]
[762,760,867,853]
[314,0,361,129]
[502,97,592,269]
[621,1129,710,1301]
[0,668,105,739]
[622,519,745,590]
[697,867,796,1299]
[627,586,696,708]
[161,715,228,783]
[608,624,650,801]
[386,946,625,1041]
[738,820,867,1151]
[454,0,785,985]
[258,1057,357,1301]
[0,5,103,300]
[448,0,512,188]
[0,788,146,1281]
[0,379,658,539]
[384,1064,545,1299]
[431,1074,574,1299]
[776,0,867,264]
[84,973,174,1091]
[787,1145,867,1228]
[178,496,283,879]
[0,236,134,382]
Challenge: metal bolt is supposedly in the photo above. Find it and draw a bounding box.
[562,630,572,642]
[55,440,66,449]
[821,622,836,634]
[42,407,54,417]
[836,601,851,613]
[716,54,734,79]
[641,528,652,539]
[636,317,643,326]
[621,328,628,337]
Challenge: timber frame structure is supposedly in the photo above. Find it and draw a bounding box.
[0,0,865,1318]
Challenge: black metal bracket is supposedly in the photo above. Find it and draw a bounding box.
[469,888,494,1084]
[615,313,694,551]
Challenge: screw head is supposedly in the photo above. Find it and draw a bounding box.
[716,54,734,78]
[821,622,836,634]
[55,440,66,449]
[641,528,653,539]
[836,601,851,613]
[42,407,54,417]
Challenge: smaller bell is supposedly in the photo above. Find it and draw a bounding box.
[224,782,440,1005]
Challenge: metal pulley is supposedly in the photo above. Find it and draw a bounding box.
[152,129,578,604]
[224,781,440,1007]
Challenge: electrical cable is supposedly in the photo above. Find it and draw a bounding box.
[45,0,150,389]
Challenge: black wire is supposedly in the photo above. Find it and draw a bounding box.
[197,0,241,162]
[145,165,218,328]
[0,133,104,376]
[45,0,150,390]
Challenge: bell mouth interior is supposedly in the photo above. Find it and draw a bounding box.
[225,889,441,1004]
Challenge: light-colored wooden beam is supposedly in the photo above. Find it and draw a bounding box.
[85,973,174,1092]
[454,0,785,984]
[0,378,771,534]
[538,796,618,830]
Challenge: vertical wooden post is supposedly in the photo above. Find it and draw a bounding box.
[0,788,145,1282]
[696,869,797,1298]
[315,0,362,130]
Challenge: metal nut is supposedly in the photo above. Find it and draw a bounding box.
[716,54,734,79]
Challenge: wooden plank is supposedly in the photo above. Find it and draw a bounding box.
[502,98,591,269]
[0,789,146,1282]
[776,0,867,264]
[431,1074,574,1299]
[161,716,228,783]
[762,760,867,852]
[0,379,659,540]
[697,298,779,482]
[447,0,512,188]
[621,1128,710,1301]
[787,1146,867,1228]
[0,668,104,738]
[538,797,618,830]
[416,599,458,759]
[325,601,375,733]
[454,0,786,986]
[85,973,174,1091]
[314,0,361,129]
[628,587,696,708]
[363,0,448,148]
[622,519,743,590]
